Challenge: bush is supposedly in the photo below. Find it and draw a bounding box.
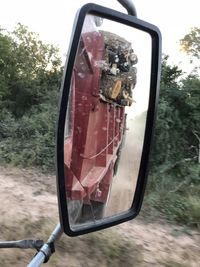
[145,163,200,227]
[0,91,59,171]
[0,25,62,172]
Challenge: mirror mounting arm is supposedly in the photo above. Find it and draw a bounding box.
[28,223,63,267]
[0,239,44,250]
[117,0,137,16]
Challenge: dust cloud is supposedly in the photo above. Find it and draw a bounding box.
[106,111,146,216]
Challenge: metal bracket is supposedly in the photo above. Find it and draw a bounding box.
[117,0,137,16]
[0,239,44,250]
[28,223,63,267]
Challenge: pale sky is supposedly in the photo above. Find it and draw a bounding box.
[0,0,199,72]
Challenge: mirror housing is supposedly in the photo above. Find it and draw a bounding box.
[56,3,161,236]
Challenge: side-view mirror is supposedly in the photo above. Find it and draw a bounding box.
[56,3,161,236]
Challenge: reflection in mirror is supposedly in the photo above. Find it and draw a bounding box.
[64,14,152,229]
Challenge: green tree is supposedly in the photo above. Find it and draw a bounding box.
[181,74,200,163]
[161,55,182,86]
[0,24,63,170]
[151,56,185,168]
[180,28,200,162]
[147,55,200,226]
[180,27,200,59]
[0,23,62,117]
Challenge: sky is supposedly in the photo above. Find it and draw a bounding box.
[0,0,199,73]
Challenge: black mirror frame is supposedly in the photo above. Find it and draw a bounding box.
[56,3,161,237]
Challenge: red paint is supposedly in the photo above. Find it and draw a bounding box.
[64,20,126,204]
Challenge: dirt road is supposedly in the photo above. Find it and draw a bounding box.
[0,166,199,267]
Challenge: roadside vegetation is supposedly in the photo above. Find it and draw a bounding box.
[0,24,63,171]
[0,24,199,228]
[147,50,200,227]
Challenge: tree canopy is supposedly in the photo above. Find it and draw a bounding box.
[180,27,200,59]
[0,23,62,117]
[0,24,63,170]
[147,52,200,227]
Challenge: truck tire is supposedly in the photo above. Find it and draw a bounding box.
[80,200,106,223]
[113,143,123,176]
[114,115,127,176]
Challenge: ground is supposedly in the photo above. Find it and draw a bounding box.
[0,166,199,267]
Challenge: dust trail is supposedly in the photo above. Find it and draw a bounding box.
[106,112,146,216]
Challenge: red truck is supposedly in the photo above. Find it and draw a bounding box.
[63,16,137,223]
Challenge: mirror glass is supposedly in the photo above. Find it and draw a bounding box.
[63,14,152,229]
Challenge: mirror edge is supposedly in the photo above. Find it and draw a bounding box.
[56,3,162,237]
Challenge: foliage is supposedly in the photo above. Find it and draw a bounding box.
[161,55,183,86]
[0,23,62,117]
[146,53,200,227]
[0,24,62,171]
[180,27,200,59]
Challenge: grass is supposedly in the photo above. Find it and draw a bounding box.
[0,217,57,266]
[0,217,143,267]
[162,260,189,267]
[188,196,200,228]
[144,164,200,228]
[56,229,143,267]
